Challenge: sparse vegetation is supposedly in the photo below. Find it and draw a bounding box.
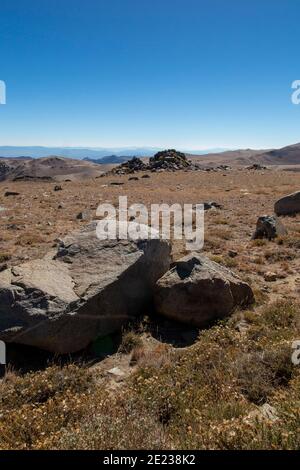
[0,252,10,263]
[15,232,46,246]
[209,254,238,268]
[118,331,143,354]
[252,239,267,247]
[0,300,299,450]
[1,169,300,450]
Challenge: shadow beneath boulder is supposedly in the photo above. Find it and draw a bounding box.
[1,330,123,377]
[1,343,54,377]
[0,316,198,378]
[144,314,199,348]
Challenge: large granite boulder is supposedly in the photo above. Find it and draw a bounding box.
[0,222,171,353]
[154,253,254,328]
[275,191,300,216]
[252,215,287,240]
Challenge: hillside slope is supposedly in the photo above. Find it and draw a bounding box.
[189,149,267,166]
[0,156,106,181]
[247,143,300,165]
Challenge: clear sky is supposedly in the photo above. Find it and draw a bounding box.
[0,0,300,150]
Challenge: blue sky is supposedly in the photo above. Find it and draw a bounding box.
[0,0,300,150]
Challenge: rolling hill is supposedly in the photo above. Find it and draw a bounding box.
[190,143,300,166]
[246,143,300,165]
[0,156,107,182]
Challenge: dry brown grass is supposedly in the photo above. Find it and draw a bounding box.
[0,252,10,263]
[1,168,300,449]
[130,343,173,369]
[15,232,46,247]
[0,300,299,450]
[118,331,143,354]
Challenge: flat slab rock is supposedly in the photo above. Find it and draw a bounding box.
[0,222,171,353]
[154,253,254,328]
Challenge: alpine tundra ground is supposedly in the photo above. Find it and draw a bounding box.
[0,167,300,449]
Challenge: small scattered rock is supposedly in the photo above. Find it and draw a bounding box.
[54,185,62,191]
[76,210,90,221]
[252,215,287,240]
[249,404,279,422]
[216,164,231,171]
[264,271,277,282]
[235,319,249,333]
[107,367,126,378]
[259,404,279,421]
[4,191,20,197]
[228,250,238,258]
[203,201,223,210]
[6,223,23,230]
[247,163,267,171]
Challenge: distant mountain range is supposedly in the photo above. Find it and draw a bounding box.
[83,155,132,164]
[0,146,228,159]
[1,143,300,167]
[84,148,292,167]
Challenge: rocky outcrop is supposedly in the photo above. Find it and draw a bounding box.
[252,215,287,240]
[247,164,267,171]
[149,149,190,171]
[111,157,147,175]
[0,162,10,182]
[0,222,171,353]
[107,150,202,175]
[274,191,300,216]
[154,253,254,328]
